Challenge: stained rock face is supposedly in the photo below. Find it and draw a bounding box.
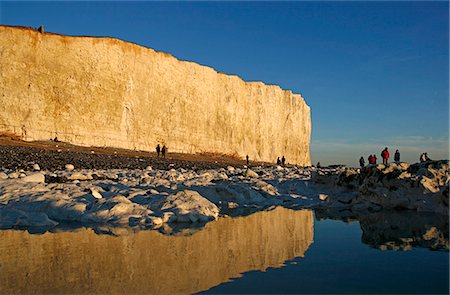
[0,25,311,165]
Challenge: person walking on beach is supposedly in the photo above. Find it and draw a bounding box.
[246,155,249,166]
[394,150,400,163]
[381,147,389,165]
[281,156,286,166]
[359,157,365,168]
[276,157,281,165]
[161,145,166,158]
[156,144,161,157]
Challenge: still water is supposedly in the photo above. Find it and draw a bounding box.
[0,207,448,294]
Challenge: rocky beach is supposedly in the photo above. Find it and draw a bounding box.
[0,138,448,234]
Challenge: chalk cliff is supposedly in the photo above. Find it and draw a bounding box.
[0,25,311,165]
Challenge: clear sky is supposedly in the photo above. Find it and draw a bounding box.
[1,1,448,166]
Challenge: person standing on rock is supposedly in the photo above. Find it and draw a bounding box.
[281,156,286,166]
[161,145,166,158]
[394,150,400,163]
[373,155,377,164]
[359,157,365,168]
[420,152,431,162]
[381,147,389,165]
[156,144,161,157]
[276,157,281,165]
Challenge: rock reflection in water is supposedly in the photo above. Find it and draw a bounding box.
[316,209,448,251]
[0,207,313,294]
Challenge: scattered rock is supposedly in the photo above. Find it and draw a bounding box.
[245,169,259,178]
[33,164,41,171]
[21,173,45,183]
[65,164,75,171]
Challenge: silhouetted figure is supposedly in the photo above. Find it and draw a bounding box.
[156,144,161,157]
[420,153,431,162]
[246,155,249,165]
[54,136,60,142]
[276,157,281,165]
[373,155,377,164]
[381,147,390,165]
[161,145,167,158]
[281,156,286,166]
[359,157,365,168]
[368,155,373,164]
[317,162,321,168]
[37,25,44,33]
[394,150,400,163]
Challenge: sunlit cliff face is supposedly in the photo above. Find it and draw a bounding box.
[0,207,314,294]
[0,25,311,165]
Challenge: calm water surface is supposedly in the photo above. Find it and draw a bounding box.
[0,207,448,294]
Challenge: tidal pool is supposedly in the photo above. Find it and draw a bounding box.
[0,207,448,294]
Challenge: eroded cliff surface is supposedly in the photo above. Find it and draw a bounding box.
[0,25,311,165]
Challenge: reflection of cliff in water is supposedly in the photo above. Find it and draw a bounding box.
[316,209,448,251]
[0,207,313,294]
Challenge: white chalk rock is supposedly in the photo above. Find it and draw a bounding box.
[227,166,235,172]
[153,190,219,222]
[245,169,259,178]
[90,188,103,199]
[147,216,163,225]
[146,166,153,171]
[19,173,26,178]
[22,173,45,183]
[65,164,75,171]
[68,172,93,181]
[0,172,7,180]
[8,172,19,179]
[161,211,176,223]
[33,164,41,171]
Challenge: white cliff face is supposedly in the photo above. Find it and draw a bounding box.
[0,25,311,165]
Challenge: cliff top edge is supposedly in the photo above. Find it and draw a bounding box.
[0,24,308,104]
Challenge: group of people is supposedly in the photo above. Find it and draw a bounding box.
[155,144,167,158]
[276,156,286,166]
[359,147,401,167]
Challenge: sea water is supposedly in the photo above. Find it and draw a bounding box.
[0,208,448,294]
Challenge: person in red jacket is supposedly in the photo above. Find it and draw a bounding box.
[381,147,390,164]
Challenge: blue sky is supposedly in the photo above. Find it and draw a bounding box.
[1,1,448,166]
